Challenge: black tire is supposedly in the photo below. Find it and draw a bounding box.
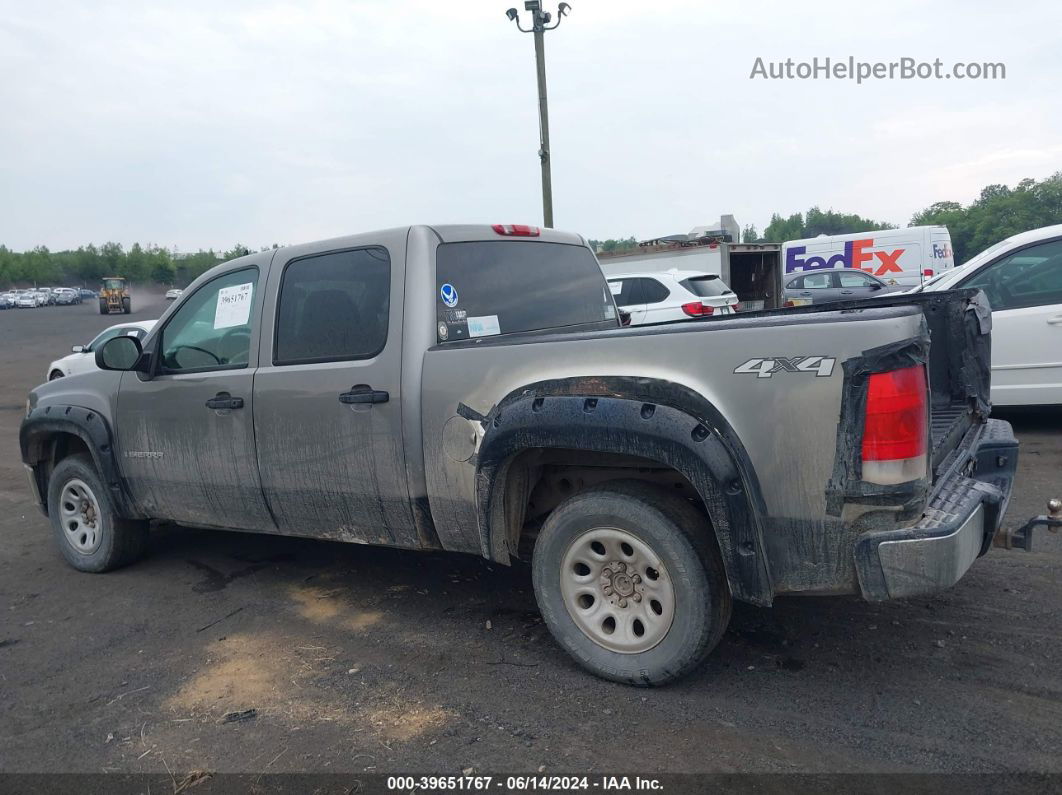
[47,454,148,573]
[122,297,131,314]
[532,481,731,686]
[99,299,107,315]
[48,370,64,381]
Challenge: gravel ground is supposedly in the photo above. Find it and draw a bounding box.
[1,293,1060,775]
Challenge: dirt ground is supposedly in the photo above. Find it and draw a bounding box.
[1,292,1060,775]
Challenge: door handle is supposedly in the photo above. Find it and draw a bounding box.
[205,392,244,410]
[840,290,853,295]
[1047,315,1062,325]
[339,386,389,405]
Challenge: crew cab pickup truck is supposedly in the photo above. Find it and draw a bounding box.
[19,224,1030,685]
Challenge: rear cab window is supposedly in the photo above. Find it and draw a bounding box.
[436,241,617,343]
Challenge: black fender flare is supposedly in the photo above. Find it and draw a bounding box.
[474,377,773,606]
[19,404,143,519]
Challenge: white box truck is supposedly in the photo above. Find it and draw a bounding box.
[782,226,955,289]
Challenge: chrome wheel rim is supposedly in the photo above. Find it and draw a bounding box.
[59,478,103,554]
[560,527,676,654]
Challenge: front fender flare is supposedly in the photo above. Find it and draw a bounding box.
[19,404,143,519]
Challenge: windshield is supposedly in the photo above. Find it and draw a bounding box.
[680,275,732,297]
[103,279,124,290]
[86,326,144,351]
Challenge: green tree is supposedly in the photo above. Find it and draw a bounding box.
[911,171,1062,262]
[741,224,760,243]
[762,208,895,243]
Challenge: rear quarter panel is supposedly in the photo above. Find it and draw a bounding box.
[421,306,926,559]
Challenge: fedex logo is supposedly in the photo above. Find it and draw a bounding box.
[932,242,952,259]
[785,238,904,277]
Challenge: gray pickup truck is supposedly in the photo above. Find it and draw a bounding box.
[19,224,1034,685]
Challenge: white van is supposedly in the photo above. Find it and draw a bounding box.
[782,226,954,289]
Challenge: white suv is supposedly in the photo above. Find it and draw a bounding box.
[607,269,739,325]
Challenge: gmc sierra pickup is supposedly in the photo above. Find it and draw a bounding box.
[19,224,1033,684]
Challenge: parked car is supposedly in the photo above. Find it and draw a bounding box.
[37,288,57,306]
[45,320,157,381]
[916,223,1062,406]
[165,288,183,300]
[54,288,80,306]
[0,293,12,309]
[21,224,1043,686]
[607,269,739,325]
[17,291,41,308]
[79,288,98,300]
[782,267,905,306]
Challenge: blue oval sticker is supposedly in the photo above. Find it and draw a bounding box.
[440,283,459,308]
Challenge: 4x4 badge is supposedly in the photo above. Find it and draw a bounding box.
[734,356,836,379]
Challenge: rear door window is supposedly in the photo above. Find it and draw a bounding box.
[436,241,617,342]
[608,278,645,308]
[274,247,391,365]
[801,273,833,289]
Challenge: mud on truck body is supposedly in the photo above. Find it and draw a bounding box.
[20,224,1056,685]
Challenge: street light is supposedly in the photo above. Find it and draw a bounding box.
[504,1,571,229]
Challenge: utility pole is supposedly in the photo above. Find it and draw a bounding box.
[505,2,571,229]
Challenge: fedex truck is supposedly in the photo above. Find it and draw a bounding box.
[782,226,955,289]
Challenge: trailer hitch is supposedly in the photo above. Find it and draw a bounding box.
[995,498,1062,552]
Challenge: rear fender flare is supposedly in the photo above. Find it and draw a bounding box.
[474,378,772,606]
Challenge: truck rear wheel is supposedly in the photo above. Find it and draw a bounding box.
[99,299,107,314]
[532,481,731,686]
[122,297,131,314]
[47,454,148,573]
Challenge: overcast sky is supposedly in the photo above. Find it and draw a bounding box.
[2,0,1060,251]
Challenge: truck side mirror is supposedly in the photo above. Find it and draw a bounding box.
[96,335,144,372]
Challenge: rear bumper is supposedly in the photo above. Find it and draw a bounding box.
[854,418,1017,601]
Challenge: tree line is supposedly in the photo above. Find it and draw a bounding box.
[0,242,266,289]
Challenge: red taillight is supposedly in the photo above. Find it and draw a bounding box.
[862,365,928,463]
[732,303,741,313]
[492,224,541,237]
[923,268,934,278]
[681,302,715,317]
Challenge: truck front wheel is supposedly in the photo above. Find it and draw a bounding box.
[532,481,731,686]
[121,297,131,314]
[47,454,148,572]
[99,299,108,315]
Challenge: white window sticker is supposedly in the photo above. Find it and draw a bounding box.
[467,315,501,338]
[214,282,254,329]
[609,280,623,295]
